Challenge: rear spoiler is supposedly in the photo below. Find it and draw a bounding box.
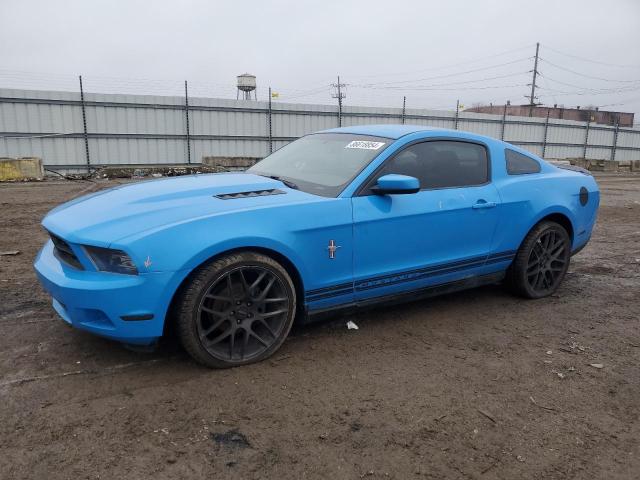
[555,164,592,176]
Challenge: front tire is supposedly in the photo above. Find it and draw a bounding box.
[506,221,571,299]
[176,252,296,368]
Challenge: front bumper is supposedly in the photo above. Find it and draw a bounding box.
[34,240,177,345]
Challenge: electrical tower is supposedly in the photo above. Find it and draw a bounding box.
[332,76,346,126]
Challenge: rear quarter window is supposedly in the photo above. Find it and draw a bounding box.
[505,149,541,175]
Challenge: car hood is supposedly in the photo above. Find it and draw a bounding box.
[43,173,320,246]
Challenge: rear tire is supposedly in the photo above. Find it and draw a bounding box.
[506,221,571,299]
[176,252,296,368]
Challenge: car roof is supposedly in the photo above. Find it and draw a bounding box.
[320,124,455,140]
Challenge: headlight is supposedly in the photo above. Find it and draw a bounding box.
[84,246,138,275]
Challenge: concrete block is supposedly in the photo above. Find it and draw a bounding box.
[99,164,221,179]
[202,156,260,169]
[569,158,588,168]
[602,160,618,172]
[630,160,640,172]
[617,161,631,172]
[0,157,44,181]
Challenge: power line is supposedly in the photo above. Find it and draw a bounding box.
[544,45,640,69]
[346,44,535,79]
[539,58,640,83]
[349,83,528,92]
[597,96,640,108]
[278,85,331,101]
[351,57,532,86]
[538,74,558,105]
[350,71,529,90]
[538,73,640,94]
[537,85,640,97]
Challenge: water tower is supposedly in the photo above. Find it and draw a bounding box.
[236,73,257,100]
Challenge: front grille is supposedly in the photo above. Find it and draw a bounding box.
[215,188,285,200]
[49,233,84,270]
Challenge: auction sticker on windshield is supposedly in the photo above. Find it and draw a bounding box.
[345,140,386,150]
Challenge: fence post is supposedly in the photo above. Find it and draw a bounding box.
[541,109,550,158]
[401,96,406,124]
[583,113,591,159]
[268,87,273,154]
[500,103,507,140]
[454,100,460,130]
[78,75,90,172]
[611,118,619,161]
[184,81,191,164]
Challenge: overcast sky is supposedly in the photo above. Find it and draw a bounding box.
[1,0,639,116]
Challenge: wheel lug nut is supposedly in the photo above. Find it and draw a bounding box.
[230,311,235,316]
[247,302,252,306]
[236,301,241,305]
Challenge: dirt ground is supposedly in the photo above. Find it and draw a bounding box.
[0,174,639,480]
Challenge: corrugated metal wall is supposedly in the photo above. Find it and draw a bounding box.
[1,87,639,168]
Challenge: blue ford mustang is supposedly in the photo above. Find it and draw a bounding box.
[34,125,599,368]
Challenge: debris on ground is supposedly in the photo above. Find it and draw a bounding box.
[477,408,497,423]
[569,341,587,352]
[346,320,359,330]
[0,250,20,256]
[589,363,604,369]
[211,430,251,449]
[529,396,559,412]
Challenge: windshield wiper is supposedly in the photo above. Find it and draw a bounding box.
[261,174,299,190]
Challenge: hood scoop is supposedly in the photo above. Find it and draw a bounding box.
[215,188,285,200]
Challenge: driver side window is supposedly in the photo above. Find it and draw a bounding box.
[363,140,489,193]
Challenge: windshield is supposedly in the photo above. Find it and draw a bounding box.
[247,133,391,197]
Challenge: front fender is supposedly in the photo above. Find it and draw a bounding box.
[110,197,353,300]
[181,235,309,283]
[116,214,309,280]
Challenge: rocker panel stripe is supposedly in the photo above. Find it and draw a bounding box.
[305,250,516,302]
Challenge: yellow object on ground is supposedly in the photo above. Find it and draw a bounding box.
[0,157,44,181]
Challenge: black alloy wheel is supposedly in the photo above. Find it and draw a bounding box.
[177,252,296,368]
[526,229,569,293]
[506,221,571,299]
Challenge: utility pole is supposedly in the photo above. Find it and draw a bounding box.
[332,76,345,127]
[527,42,540,115]
[401,96,406,124]
[184,80,191,164]
[78,75,90,172]
[267,86,273,154]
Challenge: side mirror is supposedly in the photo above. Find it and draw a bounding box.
[371,174,420,195]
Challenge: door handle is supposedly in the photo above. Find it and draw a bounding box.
[472,200,497,209]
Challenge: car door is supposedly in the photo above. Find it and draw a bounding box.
[351,138,501,302]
